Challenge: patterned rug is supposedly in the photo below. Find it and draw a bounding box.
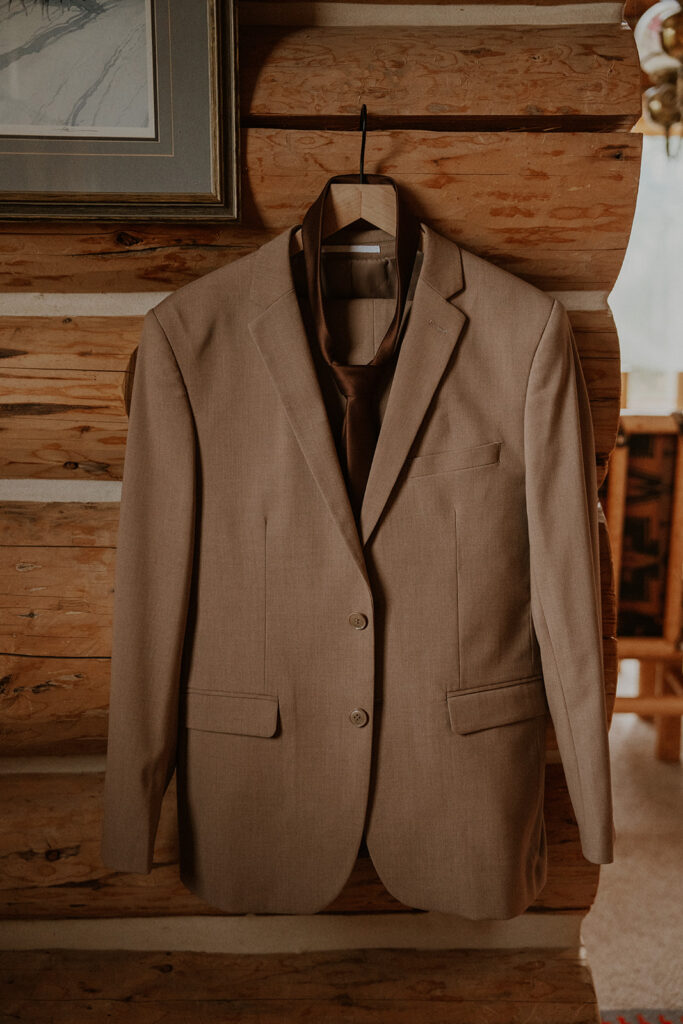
[601,1012,683,1023]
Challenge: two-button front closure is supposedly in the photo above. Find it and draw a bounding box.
[347,609,371,727]
[349,707,369,727]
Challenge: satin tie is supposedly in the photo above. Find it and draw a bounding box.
[300,173,421,523]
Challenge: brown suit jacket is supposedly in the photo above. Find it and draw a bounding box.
[101,219,616,919]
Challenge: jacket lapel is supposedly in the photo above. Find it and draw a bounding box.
[248,226,370,586]
[247,220,469,578]
[359,229,468,545]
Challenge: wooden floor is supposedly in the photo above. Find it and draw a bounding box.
[0,946,601,1023]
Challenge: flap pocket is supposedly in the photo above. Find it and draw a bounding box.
[184,689,279,737]
[447,674,547,734]
[406,440,502,479]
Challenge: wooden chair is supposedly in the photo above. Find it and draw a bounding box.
[601,412,683,761]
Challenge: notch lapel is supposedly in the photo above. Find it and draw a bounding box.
[247,220,469,580]
[359,226,468,545]
[248,225,371,588]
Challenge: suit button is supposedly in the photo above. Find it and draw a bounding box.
[349,707,369,727]
[349,612,368,629]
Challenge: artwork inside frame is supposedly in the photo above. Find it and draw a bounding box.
[0,0,240,221]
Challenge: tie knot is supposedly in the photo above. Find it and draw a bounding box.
[331,362,383,399]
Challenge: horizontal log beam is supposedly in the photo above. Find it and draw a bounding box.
[240,25,640,123]
[0,765,598,917]
[0,533,617,656]
[0,655,110,756]
[0,131,641,294]
[243,130,641,262]
[0,946,600,1021]
[0,507,616,750]
[0,309,619,370]
[0,310,621,479]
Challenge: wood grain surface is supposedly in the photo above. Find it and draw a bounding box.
[241,24,640,122]
[0,764,599,918]
[0,131,641,294]
[0,947,601,1023]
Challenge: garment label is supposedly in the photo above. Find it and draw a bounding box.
[321,244,382,253]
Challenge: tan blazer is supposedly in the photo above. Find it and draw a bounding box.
[101,219,616,919]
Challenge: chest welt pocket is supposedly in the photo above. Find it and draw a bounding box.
[406,440,502,479]
[184,689,280,737]
[446,674,548,734]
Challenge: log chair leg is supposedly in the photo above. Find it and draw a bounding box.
[656,665,683,762]
[637,661,657,723]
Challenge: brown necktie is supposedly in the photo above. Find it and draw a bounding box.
[301,173,421,522]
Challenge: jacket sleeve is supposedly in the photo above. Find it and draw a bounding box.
[524,298,616,864]
[101,308,196,874]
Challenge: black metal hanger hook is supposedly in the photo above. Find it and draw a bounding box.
[359,104,367,184]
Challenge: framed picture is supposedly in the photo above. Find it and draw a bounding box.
[0,0,240,221]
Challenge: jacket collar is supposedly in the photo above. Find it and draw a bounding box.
[247,220,469,588]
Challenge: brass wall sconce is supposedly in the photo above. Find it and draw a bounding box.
[635,0,683,155]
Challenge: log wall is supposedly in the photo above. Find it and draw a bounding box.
[0,0,640,984]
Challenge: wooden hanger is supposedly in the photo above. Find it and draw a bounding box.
[291,105,422,254]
